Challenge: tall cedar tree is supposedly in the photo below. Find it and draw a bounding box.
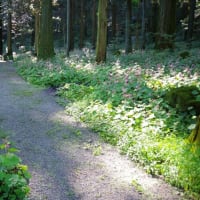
[155,0,176,49]
[96,0,108,63]
[37,0,54,59]
[125,0,132,53]
[7,0,13,59]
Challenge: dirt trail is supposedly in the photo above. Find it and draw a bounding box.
[0,62,184,200]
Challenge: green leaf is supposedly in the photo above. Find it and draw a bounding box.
[0,153,21,170]
[192,90,199,95]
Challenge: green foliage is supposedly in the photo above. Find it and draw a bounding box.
[15,55,89,87]
[0,140,30,200]
[15,47,200,197]
[57,83,94,101]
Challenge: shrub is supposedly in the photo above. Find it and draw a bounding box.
[0,141,31,200]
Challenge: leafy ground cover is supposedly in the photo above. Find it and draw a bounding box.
[0,130,30,200]
[15,46,200,198]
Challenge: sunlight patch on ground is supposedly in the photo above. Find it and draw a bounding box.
[47,111,181,199]
[98,149,157,195]
[49,111,85,129]
[97,150,181,199]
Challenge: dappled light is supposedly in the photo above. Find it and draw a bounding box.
[14,45,200,198]
[0,0,200,199]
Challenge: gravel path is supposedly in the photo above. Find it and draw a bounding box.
[0,62,184,200]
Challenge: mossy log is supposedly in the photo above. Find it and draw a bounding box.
[188,116,200,145]
[165,86,200,115]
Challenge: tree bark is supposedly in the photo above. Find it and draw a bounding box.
[7,0,13,59]
[37,0,54,59]
[125,0,132,54]
[96,0,107,63]
[155,0,176,50]
[92,0,97,49]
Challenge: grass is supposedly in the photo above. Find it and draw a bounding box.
[14,46,200,198]
[131,179,144,194]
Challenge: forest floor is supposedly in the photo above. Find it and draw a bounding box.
[0,61,186,200]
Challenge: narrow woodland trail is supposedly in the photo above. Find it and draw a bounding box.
[0,62,184,200]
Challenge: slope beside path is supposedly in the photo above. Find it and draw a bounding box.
[0,61,183,200]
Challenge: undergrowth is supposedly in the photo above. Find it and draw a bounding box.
[15,47,200,198]
[0,135,30,200]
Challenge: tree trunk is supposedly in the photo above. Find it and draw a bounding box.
[125,0,132,54]
[34,0,40,56]
[91,0,97,49]
[150,1,159,41]
[145,0,151,33]
[31,17,35,48]
[69,0,74,50]
[96,0,107,63]
[66,0,70,57]
[187,0,196,46]
[111,1,117,39]
[189,116,200,145]
[37,0,54,59]
[0,0,3,55]
[7,0,13,59]
[141,0,146,49]
[35,12,40,55]
[155,0,176,50]
[79,0,85,49]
